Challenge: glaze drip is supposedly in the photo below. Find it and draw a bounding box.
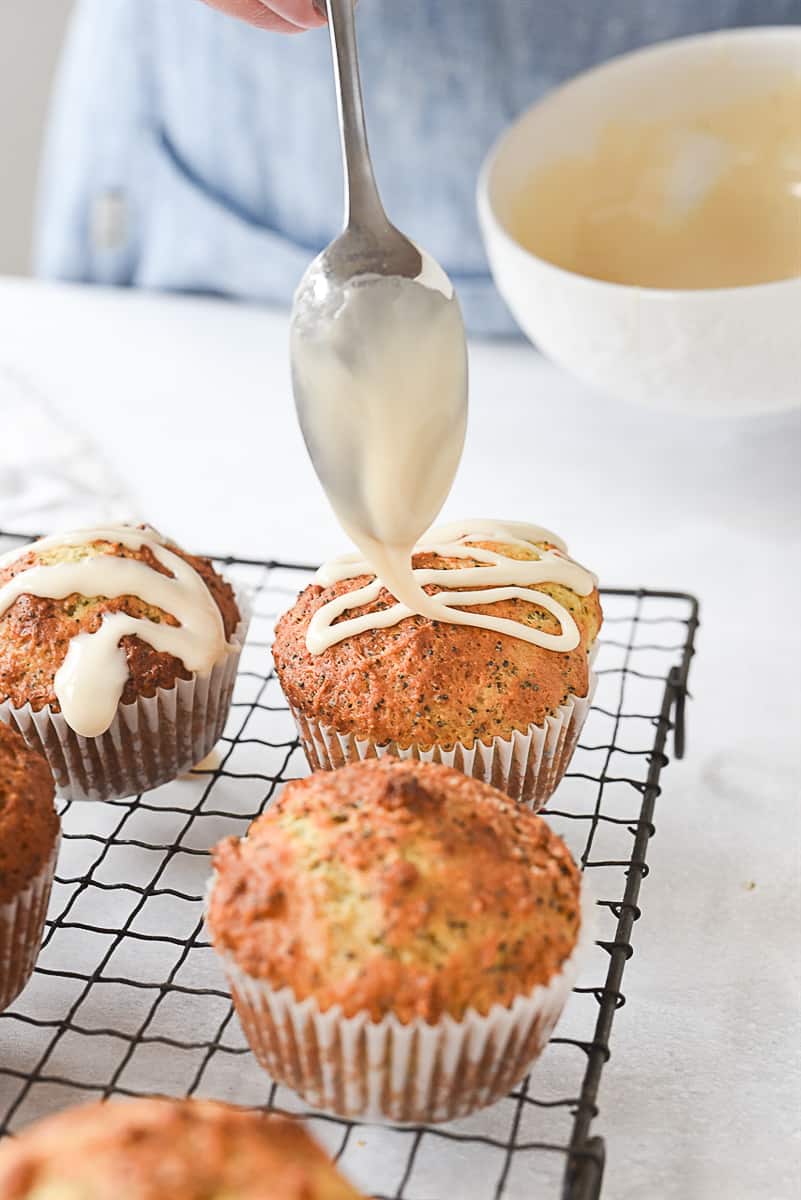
[306,519,596,655]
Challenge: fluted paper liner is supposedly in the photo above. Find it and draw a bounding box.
[0,591,250,803]
[288,666,597,812]
[0,835,60,1013]
[213,884,595,1124]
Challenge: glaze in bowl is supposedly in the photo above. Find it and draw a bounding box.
[477,28,801,416]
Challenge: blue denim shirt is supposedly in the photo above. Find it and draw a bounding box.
[35,0,798,334]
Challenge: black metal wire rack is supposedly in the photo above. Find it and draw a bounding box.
[0,531,698,1200]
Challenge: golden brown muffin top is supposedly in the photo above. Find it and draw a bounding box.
[0,723,58,904]
[273,538,602,749]
[0,1098,365,1200]
[0,531,240,716]
[208,758,582,1023]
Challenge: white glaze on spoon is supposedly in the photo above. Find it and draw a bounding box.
[292,268,468,584]
[306,519,596,655]
[0,526,230,737]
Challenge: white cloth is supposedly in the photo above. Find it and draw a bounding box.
[0,364,130,532]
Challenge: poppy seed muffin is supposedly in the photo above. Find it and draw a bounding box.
[0,722,59,1013]
[208,758,584,1121]
[0,525,245,801]
[0,1098,365,1200]
[273,525,601,806]
[0,532,239,715]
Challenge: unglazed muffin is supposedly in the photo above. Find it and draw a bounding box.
[0,1097,365,1199]
[0,723,60,1013]
[0,525,246,801]
[273,520,602,808]
[207,757,586,1122]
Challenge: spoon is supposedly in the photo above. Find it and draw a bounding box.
[290,0,468,599]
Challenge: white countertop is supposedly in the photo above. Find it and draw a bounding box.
[1,275,799,1198]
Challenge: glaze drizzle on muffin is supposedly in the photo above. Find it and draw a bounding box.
[307,519,596,654]
[273,527,601,749]
[0,527,239,738]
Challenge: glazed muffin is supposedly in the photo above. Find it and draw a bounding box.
[0,722,60,1013]
[0,525,246,801]
[0,1097,365,1199]
[207,757,586,1122]
[273,519,602,808]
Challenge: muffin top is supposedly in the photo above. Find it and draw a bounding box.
[0,723,58,903]
[0,526,239,736]
[273,530,601,749]
[208,757,582,1023]
[0,1098,364,1200]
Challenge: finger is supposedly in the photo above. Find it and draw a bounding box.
[201,1,308,32]
[265,1,327,29]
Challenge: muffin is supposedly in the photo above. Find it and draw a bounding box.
[207,757,588,1123]
[273,519,602,808]
[0,524,247,801]
[0,722,60,1013]
[0,1097,365,1199]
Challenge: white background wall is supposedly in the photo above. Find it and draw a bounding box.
[0,2,74,275]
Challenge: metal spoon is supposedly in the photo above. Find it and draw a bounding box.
[290,0,468,550]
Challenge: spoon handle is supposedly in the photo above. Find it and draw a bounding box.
[321,0,387,231]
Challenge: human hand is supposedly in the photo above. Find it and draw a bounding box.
[201,1,326,33]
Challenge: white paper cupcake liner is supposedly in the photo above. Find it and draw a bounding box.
[213,883,595,1125]
[0,834,60,1013]
[0,594,250,803]
[288,668,597,812]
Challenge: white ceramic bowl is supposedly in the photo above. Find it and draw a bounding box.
[478,28,801,416]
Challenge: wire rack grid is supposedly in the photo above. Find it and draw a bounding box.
[0,531,698,1200]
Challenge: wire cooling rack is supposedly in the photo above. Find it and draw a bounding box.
[0,531,698,1200]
